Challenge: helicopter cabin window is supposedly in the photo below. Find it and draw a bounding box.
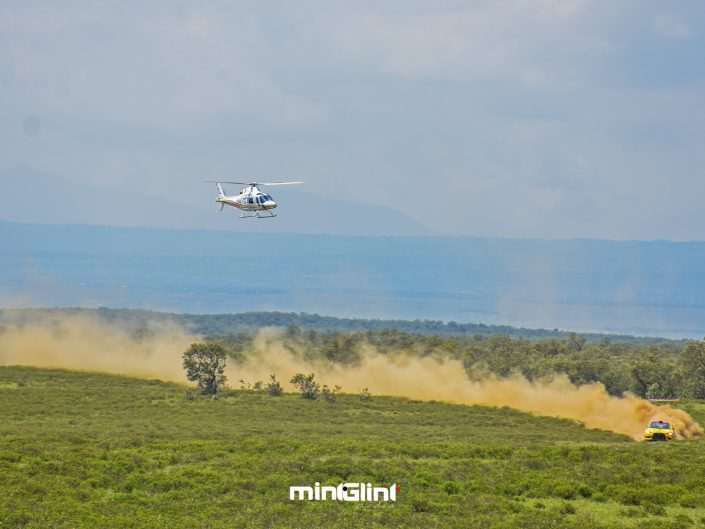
[248,197,254,205]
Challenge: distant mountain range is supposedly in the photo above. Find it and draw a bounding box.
[1,221,704,338]
[0,166,432,236]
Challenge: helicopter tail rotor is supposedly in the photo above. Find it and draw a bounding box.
[204,181,227,197]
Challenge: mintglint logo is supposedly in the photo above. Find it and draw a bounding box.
[290,482,399,502]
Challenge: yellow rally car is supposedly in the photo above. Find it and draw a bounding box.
[644,420,675,441]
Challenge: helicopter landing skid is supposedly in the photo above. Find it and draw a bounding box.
[239,209,277,219]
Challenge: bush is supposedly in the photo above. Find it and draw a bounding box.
[265,374,283,396]
[643,501,665,516]
[321,385,341,403]
[679,493,702,508]
[411,497,430,512]
[290,373,320,400]
[591,492,607,503]
[577,484,593,498]
[443,481,460,495]
[551,482,577,500]
[673,514,694,528]
[359,387,372,401]
[618,507,642,518]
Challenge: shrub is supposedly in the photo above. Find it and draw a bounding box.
[411,497,430,512]
[618,507,642,518]
[552,482,577,500]
[321,384,341,403]
[643,501,665,516]
[591,492,607,503]
[359,387,372,401]
[679,493,702,508]
[290,373,320,400]
[577,484,593,498]
[610,486,643,506]
[443,481,460,495]
[238,379,263,391]
[673,514,694,528]
[265,374,283,396]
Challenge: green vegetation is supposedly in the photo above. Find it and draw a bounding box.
[2,306,704,399]
[0,307,684,344]
[2,367,705,528]
[182,343,228,396]
[265,374,283,397]
[290,372,322,400]
[217,328,705,399]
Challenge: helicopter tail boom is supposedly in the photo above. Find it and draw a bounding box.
[204,181,227,197]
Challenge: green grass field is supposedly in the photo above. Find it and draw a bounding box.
[2,366,705,529]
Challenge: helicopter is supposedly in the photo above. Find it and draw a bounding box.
[205,181,303,218]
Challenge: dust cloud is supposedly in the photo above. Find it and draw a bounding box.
[238,330,704,440]
[0,313,192,381]
[0,317,701,441]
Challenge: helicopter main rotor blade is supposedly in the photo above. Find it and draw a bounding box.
[205,180,303,186]
[205,181,249,185]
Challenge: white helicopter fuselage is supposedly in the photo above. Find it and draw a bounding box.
[208,180,302,218]
[217,194,277,212]
[216,185,276,212]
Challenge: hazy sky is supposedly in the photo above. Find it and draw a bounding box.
[2,1,704,239]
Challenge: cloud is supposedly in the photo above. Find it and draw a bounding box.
[318,1,612,85]
[0,2,325,130]
[1,1,704,239]
[654,13,693,40]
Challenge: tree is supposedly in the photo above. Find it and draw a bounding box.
[182,343,228,395]
[628,353,677,399]
[290,373,320,400]
[680,341,705,398]
[566,332,587,353]
[324,334,360,364]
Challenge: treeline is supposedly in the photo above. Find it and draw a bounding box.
[175,311,681,344]
[0,307,683,345]
[215,326,705,400]
[3,308,701,397]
